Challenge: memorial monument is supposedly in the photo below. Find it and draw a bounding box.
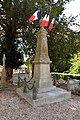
[17,27,71,107]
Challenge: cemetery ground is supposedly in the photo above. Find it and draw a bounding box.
[0,83,80,120]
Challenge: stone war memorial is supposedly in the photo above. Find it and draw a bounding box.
[16,27,71,107]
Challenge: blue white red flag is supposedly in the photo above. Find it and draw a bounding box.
[48,18,55,31]
[40,12,50,27]
[29,8,41,23]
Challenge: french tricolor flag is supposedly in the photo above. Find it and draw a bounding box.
[48,18,55,31]
[40,12,50,27]
[29,8,41,23]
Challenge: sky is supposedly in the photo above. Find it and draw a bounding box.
[63,0,80,31]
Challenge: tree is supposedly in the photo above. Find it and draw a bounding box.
[0,0,76,78]
[0,0,27,78]
[48,17,80,72]
[69,52,80,74]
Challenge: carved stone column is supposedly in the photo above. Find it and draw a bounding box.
[32,27,53,93]
[16,27,71,107]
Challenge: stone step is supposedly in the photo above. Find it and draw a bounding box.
[16,87,71,107]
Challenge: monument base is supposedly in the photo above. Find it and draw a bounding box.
[0,81,8,90]
[0,85,9,91]
[16,87,71,107]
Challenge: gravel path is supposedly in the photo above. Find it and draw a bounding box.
[0,85,80,120]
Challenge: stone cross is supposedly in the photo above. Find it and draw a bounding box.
[2,54,6,69]
[0,54,8,88]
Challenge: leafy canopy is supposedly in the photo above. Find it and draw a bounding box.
[0,0,79,72]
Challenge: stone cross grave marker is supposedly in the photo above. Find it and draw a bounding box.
[3,54,6,69]
[0,54,8,88]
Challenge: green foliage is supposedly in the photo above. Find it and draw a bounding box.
[0,0,26,68]
[49,23,80,72]
[0,0,79,72]
[0,31,23,68]
[51,72,80,80]
[69,52,80,74]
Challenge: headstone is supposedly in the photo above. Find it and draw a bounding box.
[0,54,8,89]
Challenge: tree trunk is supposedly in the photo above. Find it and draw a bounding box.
[6,67,13,81]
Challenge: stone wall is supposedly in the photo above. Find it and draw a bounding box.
[67,79,80,92]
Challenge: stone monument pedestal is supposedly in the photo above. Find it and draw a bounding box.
[16,27,71,107]
[17,87,71,107]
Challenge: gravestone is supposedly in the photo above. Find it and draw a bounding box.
[0,54,8,89]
